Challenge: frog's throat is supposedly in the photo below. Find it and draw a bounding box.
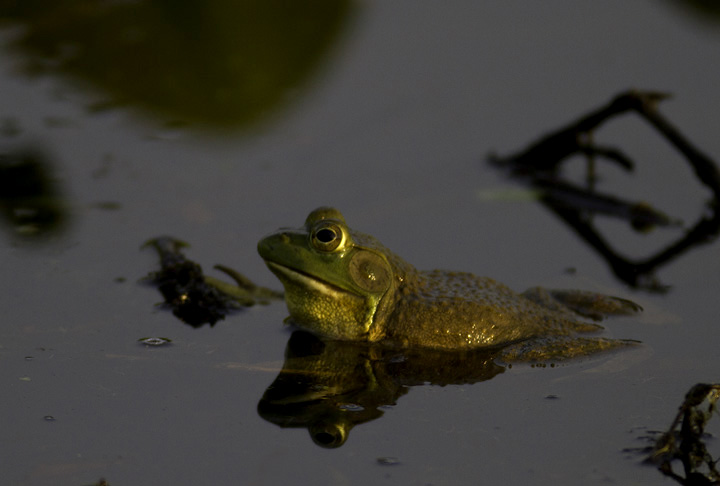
[265,261,382,338]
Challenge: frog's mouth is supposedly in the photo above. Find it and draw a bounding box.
[265,261,357,299]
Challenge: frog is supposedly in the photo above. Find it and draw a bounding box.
[257,207,641,362]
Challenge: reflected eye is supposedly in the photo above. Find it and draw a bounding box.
[311,222,344,252]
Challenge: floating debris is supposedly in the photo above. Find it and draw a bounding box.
[142,236,281,327]
[647,383,720,484]
[43,415,55,421]
[138,337,172,347]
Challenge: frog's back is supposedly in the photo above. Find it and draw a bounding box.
[382,270,602,350]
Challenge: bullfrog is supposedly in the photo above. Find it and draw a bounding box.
[257,207,641,361]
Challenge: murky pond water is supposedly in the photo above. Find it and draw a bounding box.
[2,1,720,485]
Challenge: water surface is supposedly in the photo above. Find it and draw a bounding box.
[2,1,720,485]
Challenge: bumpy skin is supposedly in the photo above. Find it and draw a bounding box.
[258,207,639,358]
[383,271,601,349]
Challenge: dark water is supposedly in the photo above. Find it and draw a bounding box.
[2,1,720,485]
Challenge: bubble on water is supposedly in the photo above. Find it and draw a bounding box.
[138,337,172,346]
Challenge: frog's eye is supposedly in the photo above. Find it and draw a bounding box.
[311,222,344,252]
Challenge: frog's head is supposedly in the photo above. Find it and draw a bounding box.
[258,207,397,341]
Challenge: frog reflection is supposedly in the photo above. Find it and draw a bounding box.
[258,207,641,362]
[257,330,504,448]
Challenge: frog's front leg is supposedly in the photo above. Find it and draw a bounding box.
[522,287,642,321]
